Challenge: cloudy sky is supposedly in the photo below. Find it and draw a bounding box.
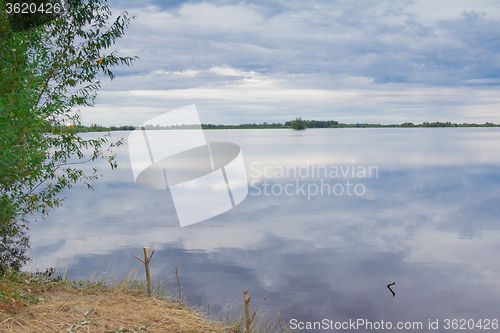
[85,0,500,126]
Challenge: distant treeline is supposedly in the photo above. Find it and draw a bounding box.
[72,125,137,132]
[203,122,287,129]
[303,121,500,128]
[70,121,500,132]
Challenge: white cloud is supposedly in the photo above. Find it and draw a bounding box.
[90,66,500,125]
[83,0,500,125]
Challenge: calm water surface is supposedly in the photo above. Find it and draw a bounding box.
[28,128,500,332]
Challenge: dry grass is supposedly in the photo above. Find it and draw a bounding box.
[0,271,237,333]
[0,269,294,333]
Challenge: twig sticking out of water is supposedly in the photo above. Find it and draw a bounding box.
[387,282,396,297]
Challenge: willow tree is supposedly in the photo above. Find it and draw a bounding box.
[0,0,136,271]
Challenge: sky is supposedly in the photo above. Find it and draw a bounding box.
[84,0,500,126]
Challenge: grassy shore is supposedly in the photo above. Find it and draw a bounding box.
[0,270,291,333]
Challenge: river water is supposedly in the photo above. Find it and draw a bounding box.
[27,128,500,332]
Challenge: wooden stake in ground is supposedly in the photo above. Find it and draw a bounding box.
[134,247,154,296]
[172,266,181,303]
[243,288,258,333]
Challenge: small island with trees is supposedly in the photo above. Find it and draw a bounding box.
[291,117,306,130]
